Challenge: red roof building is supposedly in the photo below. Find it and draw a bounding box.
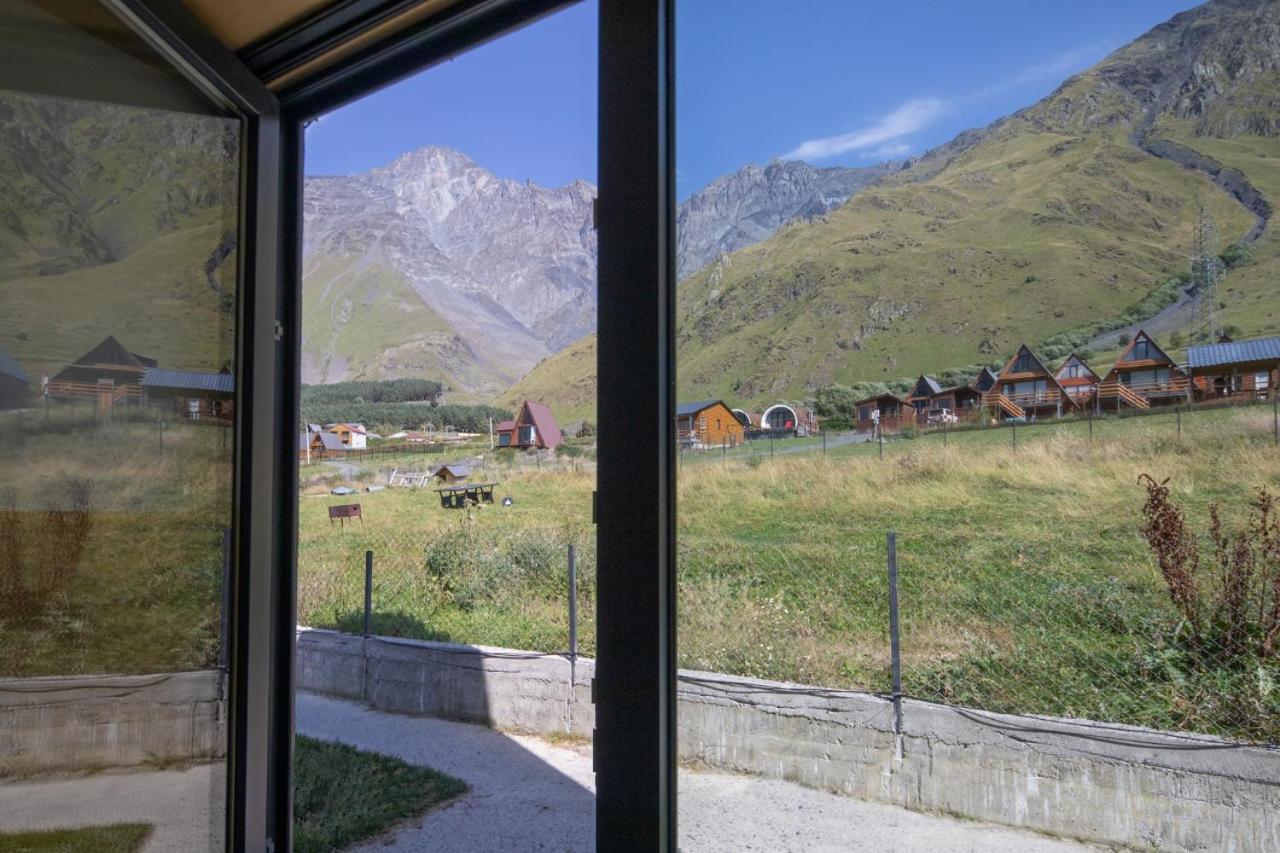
[495,401,562,450]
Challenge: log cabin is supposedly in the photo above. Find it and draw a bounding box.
[1053,353,1100,409]
[676,400,745,448]
[1098,330,1189,411]
[46,335,155,406]
[928,380,983,422]
[1186,335,1280,402]
[853,392,911,434]
[983,344,1078,419]
[142,368,234,422]
[324,422,368,448]
[907,375,943,422]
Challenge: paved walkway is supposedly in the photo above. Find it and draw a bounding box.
[298,692,1099,852]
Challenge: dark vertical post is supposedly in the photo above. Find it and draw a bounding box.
[770,430,775,456]
[822,431,827,455]
[879,429,884,459]
[1012,420,1017,449]
[597,0,677,845]
[943,419,948,448]
[887,531,904,755]
[1088,407,1093,445]
[568,543,578,660]
[1177,406,1182,439]
[219,527,232,672]
[363,550,373,637]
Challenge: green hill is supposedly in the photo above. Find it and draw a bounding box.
[676,0,1276,405]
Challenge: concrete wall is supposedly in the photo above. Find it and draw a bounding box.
[0,670,225,775]
[297,627,1280,852]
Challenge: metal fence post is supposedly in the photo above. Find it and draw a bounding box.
[822,431,827,455]
[568,544,578,661]
[943,419,948,448]
[770,431,775,457]
[879,429,884,459]
[363,550,373,638]
[1088,408,1093,445]
[887,531,904,760]
[1177,406,1182,439]
[1012,420,1017,450]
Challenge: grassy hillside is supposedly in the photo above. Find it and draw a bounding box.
[677,118,1255,404]
[496,333,598,425]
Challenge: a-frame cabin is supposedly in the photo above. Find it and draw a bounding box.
[907,375,943,421]
[46,335,155,404]
[1054,353,1100,409]
[1098,330,1190,410]
[982,344,1078,419]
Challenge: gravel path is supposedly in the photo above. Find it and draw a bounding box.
[297,692,1099,852]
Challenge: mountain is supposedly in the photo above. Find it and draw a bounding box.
[676,159,902,280]
[674,0,1279,404]
[0,93,239,378]
[302,147,597,394]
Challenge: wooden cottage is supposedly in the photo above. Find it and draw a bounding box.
[676,400,745,448]
[907,375,943,421]
[928,381,983,421]
[142,368,234,422]
[853,392,910,434]
[972,366,999,394]
[983,345,1077,419]
[1186,335,1280,402]
[323,422,367,448]
[308,431,348,459]
[1053,353,1100,409]
[0,347,29,410]
[1098,330,1189,410]
[47,335,154,406]
[495,400,562,450]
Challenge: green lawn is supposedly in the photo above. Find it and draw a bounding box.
[294,735,466,853]
[0,824,150,853]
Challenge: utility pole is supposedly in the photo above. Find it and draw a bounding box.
[1190,205,1224,343]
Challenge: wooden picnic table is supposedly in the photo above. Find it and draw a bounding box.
[435,481,498,509]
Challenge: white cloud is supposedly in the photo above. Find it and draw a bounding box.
[974,41,1115,99]
[783,97,948,162]
[864,142,912,160]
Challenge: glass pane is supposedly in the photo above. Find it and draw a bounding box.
[0,2,238,850]
[677,1,1280,850]
[295,4,597,850]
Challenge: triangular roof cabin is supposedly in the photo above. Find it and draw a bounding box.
[510,400,562,450]
[1054,353,1099,387]
[971,366,999,393]
[988,344,1078,415]
[50,335,156,385]
[908,375,943,404]
[1099,330,1189,407]
[1102,330,1181,381]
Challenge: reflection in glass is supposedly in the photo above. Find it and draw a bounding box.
[0,3,239,849]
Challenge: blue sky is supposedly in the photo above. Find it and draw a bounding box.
[306,0,1200,196]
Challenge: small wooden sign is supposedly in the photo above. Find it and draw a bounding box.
[328,503,363,527]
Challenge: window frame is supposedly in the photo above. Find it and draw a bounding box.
[101,0,679,850]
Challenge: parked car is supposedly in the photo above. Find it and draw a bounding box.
[927,407,959,424]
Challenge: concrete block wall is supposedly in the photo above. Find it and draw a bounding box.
[297,627,1280,852]
[0,670,225,775]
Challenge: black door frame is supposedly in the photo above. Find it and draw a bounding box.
[103,0,677,849]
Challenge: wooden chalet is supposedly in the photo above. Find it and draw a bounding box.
[142,368,234,422]
[929,380,984,421]
[308,430,348,459]
[0,347,29,410]
[324,422,367,449]
[983,345,1078,419]
[1186,335,1280,402]
[1053,353,1100,409]
[495,400,562,450]
[676,400,745,448]
[972,366,999,394]
[1098,330,1189,411]
[907,375,943,421]
[47,335,155,407]
[853,392,910,434]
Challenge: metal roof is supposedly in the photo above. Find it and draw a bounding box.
[315,431,347,451]
[675,399,724,417]
[912,376,943,397]
[1186,336,1280,370]
[143,368,234,393]
[0,348,28,383]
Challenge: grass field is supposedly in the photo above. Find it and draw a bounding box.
[298,402,1280,741]
[0,824,151,853]
[294,735,466,853]
[0,407,231,677]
